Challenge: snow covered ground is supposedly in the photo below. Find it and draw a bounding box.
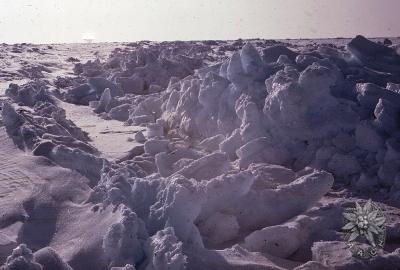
[1,36,400,269]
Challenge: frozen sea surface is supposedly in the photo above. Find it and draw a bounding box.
[1,36,400,269]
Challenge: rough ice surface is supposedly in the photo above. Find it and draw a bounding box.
[1,36,400,269]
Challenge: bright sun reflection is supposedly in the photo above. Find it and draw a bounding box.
[82,33,96,43]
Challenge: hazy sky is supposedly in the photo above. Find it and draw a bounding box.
[0,0,399,43]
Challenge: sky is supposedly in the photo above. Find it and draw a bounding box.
[0,0,399,44]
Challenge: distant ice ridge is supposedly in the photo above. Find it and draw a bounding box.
[2,36,400,269]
